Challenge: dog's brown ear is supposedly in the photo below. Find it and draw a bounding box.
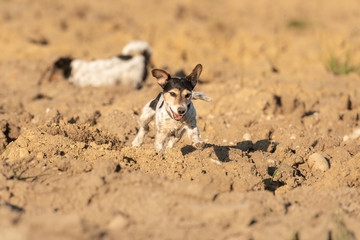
[186,64,202,88]
[152,69,171,88]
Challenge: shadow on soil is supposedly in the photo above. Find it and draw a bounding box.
[181,139,276,162]
[181,139,287,192]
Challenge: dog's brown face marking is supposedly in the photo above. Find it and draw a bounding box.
[181,89,192,105]
[164,88,192,106]
[164,88,180,106]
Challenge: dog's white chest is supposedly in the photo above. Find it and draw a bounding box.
[156,110,186,133]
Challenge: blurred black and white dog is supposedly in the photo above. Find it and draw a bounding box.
[43,40,152,89]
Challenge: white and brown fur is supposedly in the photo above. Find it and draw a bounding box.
[132,64,210,152]
[42,40,152,89]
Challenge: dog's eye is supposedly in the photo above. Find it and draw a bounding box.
[185,93,191,98]
[169,92,177,97]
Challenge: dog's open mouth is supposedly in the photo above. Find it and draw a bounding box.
[171,110,184,120]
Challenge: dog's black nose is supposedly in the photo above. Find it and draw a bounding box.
[177,107,186,115]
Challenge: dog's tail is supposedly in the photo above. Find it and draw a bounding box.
[192,91,212,102]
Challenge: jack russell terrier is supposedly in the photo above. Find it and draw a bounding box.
[43,40,152,89]
[132,64,211,152]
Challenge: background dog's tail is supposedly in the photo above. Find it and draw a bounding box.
[192,91,212,102]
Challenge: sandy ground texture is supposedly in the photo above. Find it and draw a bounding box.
[1,0,360,239]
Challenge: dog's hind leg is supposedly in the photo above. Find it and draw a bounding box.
[132,102,155,147]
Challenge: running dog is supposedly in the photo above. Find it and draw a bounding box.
[42,40,152,89]
[132,64,211,152]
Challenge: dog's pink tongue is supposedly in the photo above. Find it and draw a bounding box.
[173,112,182,120]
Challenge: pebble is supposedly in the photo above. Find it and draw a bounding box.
[36,152,45,159]
[242,133,251,141]
[108,215,128,230]
[19,148,30,159]
[308,152,329,172]
[210,158,222,166]
[267,159,276,165]
[350,128,360,140]
[343,129,360,141]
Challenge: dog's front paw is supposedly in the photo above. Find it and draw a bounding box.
[193,141,205,149]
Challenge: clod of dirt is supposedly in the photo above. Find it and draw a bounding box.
[35,108,62,125]
[42,122,123,150]
[0,121,21,153]
[279,164,304,187]
[308,152,330,172]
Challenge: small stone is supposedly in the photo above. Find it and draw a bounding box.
[210,158,222,165]
[350,128,360,140]
[19,148,30,159]
[243,133,251,141]
[108,215,128,230]
[308,152,329,172]
[267,159,276,165]
[36,152,45,159]
[343,129,360,141]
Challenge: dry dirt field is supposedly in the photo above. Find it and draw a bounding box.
[1,0,360,239]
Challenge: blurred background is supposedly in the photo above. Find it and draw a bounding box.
[1,0,360,79]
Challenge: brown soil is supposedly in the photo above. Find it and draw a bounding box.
[1,0,360,239]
